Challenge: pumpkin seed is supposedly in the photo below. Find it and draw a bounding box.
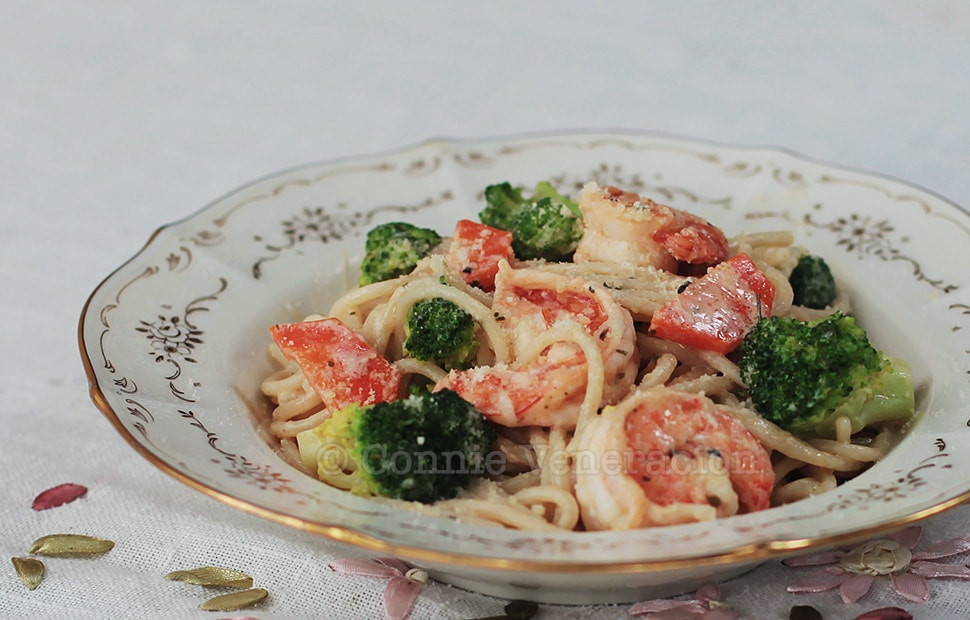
[28,534,115,556]
[198,587,268,611]
[11,557,45,590]
[165,566,254,589]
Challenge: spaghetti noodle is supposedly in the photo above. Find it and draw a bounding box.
[261,181,913,532]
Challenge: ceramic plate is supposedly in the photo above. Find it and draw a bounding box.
[80,131,970,603]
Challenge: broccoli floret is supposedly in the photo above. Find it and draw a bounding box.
[480,182,527,231]
[510,198,585,261]
[358,222,442,285]
[302,390,495,503]
[407,376,434,396]
[479,181,583,261]
[404,297,479,370]
[789,254,837,309]
[739,312,914,439]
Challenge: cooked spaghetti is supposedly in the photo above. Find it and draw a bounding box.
[261,181,914,532]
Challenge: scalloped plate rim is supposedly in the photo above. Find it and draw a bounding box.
[78,129,970,577]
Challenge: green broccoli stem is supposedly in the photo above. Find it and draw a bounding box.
[794,357,915,438]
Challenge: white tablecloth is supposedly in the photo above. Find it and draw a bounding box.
[3,2,970,618]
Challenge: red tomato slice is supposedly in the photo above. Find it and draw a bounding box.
[445,219,515,291]
[648,253,774,354]
[269,318,403,410]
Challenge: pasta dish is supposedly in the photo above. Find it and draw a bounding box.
[261,181,915,532]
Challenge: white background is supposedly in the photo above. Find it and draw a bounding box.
[3,2,969,618]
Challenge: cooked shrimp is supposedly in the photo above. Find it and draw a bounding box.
[436,356,589,428]
[434,262,638,428]
[574,182,729,272]
[573,386,773,530]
